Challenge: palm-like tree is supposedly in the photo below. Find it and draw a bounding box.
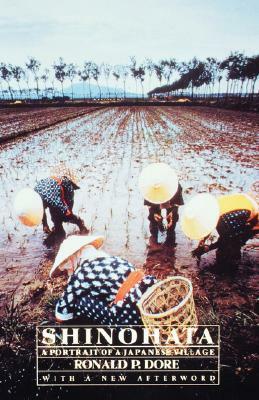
[0,63,13,100]
[204,58,218,97]
[161,59,176,85]
[12,65,25,99]
[0,72,5,99]
[221,52,248,100]
[136,65,145,98]
[53,58,67,98]
[206,59,223,99]
[120,65,129,98]
[180,58,199,97]
[130,57,138,97]
[130,58,146,98]
[101,64,111,99]
[26,57,41,99]
[41,69,50,98]
[23,71,31,99]
[82,62,93,99]
[154,61,164,86]
[161,59,177,96]
[66,63,77,100]
[91,63,101,99]
[78,68,89,100]
[243,55,259,99]
[144,58,154,92]
[50,78,56,99]
[112,65,120,99]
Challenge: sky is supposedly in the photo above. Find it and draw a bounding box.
[0,0,258,92]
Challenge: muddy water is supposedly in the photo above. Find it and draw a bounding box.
[0,106,258,325]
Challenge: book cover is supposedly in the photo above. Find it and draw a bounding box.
[0,1,258,399]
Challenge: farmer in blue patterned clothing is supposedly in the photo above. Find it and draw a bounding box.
[34,166,88,240]
[50,235,157,324]
[181,193,258,266]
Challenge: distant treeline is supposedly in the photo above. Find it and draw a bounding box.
[149,53,259,101]
[0,52,258,101]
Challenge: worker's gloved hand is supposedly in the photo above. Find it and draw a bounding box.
[192,245,210,259]
[167,212,173,228]
[154,213,162,222]
[43,224,51,234]
[77,218,89,234]
[80,225,90,234]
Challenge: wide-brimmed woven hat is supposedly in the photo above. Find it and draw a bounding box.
[50,164,80,189]
[14,188,43,227]
[139,163,178,204]
[181,193,220,240]
[49,235,104,278]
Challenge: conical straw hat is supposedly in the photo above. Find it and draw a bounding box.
[49,235,104,278]
[139,163,178,204]
[14,188,43,227]
[50,164,79,188]
[181,193,220,240]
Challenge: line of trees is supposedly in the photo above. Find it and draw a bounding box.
[149,53,259,100]
[0,57,147,101]
[0,52,258,101]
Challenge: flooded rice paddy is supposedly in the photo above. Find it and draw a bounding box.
[0,106,258,371]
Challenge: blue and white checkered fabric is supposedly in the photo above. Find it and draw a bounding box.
[35,177,74,216]
[55,256,156,325]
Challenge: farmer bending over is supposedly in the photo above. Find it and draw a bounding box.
[50,235,157,324]
[14,165,88,241]
[181,191,258,266]
[139,163,184,246]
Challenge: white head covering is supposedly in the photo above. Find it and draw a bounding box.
[49,235,104,278]
[14,188,43,227]
[181,193,220,240]
[139,163,178,204]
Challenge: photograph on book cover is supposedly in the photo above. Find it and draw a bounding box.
[0,1,258,399]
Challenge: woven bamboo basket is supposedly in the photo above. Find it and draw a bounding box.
[137,276,198,348]
[50,164,79,186]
